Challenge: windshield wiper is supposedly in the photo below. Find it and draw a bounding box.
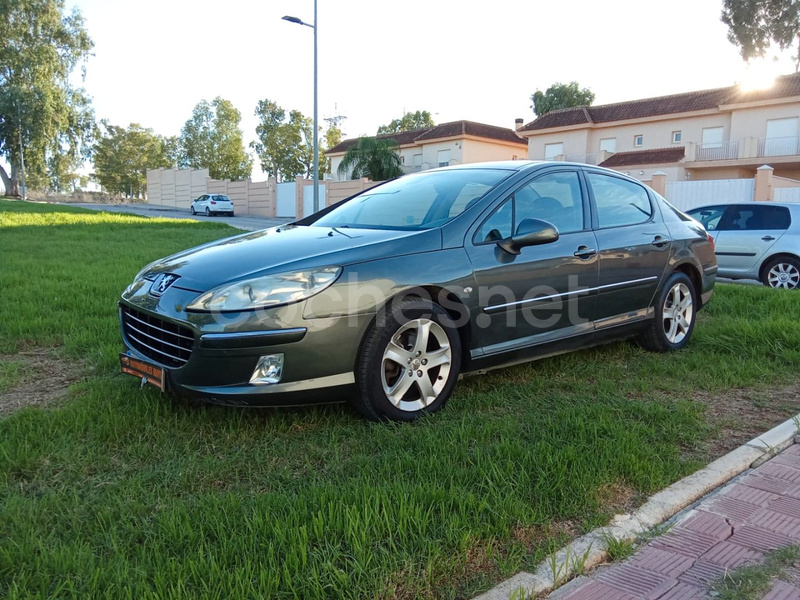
[329,226,354,239]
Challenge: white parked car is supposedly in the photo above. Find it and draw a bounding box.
[687,202,800,289]
[190,194,234,217]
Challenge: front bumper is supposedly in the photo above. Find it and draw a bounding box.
[119,292,368,406]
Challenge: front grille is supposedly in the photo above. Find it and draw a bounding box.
[121,305,194,368]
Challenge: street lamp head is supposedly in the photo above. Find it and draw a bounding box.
[282,15,303,24]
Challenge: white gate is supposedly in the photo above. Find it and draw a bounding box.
[302,184,327,218]
[774,187,800,203]
[276,182,296,217]
[665,178,754,211]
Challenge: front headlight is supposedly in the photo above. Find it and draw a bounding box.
[186,266,342,312]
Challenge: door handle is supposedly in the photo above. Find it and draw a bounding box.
[574,246,597,259]
[762,235,776,241]
[651,235,670,248]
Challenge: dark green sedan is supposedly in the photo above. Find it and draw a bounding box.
[119,161,717,421]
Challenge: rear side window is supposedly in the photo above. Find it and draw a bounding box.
[719,205,791,231]
[587,173,653,228]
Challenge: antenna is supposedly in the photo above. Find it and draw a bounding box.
[324,103,347,133]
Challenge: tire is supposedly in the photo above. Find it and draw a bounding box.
[190,206,196,215]
[205,207,211,217]
[229,212,235,217]
[761,256,800,290]
[638,271,697,352]
[354,298,462,421]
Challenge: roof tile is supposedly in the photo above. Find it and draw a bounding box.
[598,147,685,168]
[520,73,800,132]
[327,120,525,155]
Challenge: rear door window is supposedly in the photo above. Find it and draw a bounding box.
[719,205,791,231]
[586,173,653,228]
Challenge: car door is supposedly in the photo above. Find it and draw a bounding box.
[585,171,672,325]
[712,204,791,275]
[195,195,208,211]
[465,169,599,353]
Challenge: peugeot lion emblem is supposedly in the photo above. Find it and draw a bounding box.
[150,273,179,297]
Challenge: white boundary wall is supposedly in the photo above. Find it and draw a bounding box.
[665,178,754,211]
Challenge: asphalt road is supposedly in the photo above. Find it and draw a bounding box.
[58,202,293,231]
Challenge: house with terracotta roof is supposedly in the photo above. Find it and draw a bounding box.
[518,73,800,186]
[326,120,528,181]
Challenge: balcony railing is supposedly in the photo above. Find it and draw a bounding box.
[563,153,598,165]
[757,136,800,157]
[695,140,740,161]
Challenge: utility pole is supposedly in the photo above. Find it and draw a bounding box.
[17,102,27,201]
[282,0,320,214]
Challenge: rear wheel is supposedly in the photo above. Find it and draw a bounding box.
[205,207,211,217]
[761,256,800,290]
[354,298,461,421]
[638,271,697,352]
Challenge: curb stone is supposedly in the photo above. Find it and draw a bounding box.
[472,413,800,600]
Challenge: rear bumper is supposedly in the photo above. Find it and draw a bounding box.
[700,264,717,308]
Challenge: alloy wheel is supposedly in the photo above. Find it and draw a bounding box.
[662,282,693,344]
[767,262,800,289]
[381,318,452,412]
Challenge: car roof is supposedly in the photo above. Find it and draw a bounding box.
[688,202,800,211]
[429,160,640,176]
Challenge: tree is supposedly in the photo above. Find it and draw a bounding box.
[321,123,343,176]
[722,0,800,72]
[337,137,403,181]
[47,151,82,192]
[180,97,253,181]
[0,0,95,196]
[530,82,596,117]
[376,110,435,135]
[252,99,315,182]
[93,122,173,198]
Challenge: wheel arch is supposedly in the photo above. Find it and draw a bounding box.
[758,252,800,283]
[373,285,472,372]
[672,261,703,307]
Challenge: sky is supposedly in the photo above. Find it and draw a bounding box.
[65,0,796,180]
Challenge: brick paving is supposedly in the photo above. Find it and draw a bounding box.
[551,444,800,599]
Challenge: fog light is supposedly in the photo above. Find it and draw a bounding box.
[250,354,284,385]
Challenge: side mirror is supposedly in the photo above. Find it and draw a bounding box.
[497,218,559,255]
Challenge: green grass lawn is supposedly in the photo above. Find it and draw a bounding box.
[2,199,800,599]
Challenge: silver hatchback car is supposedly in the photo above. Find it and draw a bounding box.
[687,202,800,289]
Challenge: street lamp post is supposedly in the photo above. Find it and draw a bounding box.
[282,0,319,214]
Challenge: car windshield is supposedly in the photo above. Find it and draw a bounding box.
[314,169,511,230]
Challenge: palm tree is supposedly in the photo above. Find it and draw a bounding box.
[337,137,403,181]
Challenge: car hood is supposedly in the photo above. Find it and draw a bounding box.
[142,224,442,292]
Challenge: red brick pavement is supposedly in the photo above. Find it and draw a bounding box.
[552,446,800,599]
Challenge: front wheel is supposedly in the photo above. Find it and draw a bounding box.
[638,272,697,352]
[190,206,196,215]
[354,298,461,421]
[761,256,800,290]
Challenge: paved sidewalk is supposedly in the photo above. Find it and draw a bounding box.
[551,444,800,600]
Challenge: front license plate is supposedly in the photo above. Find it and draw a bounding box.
[120,353,165,391]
